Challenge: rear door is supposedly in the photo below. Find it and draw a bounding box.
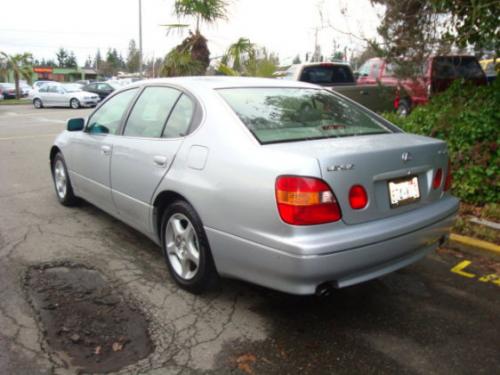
[110,86,195,235]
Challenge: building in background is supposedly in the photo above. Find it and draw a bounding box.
[33,67,98,82]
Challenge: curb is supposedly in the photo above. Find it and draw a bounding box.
[449,233,500,256]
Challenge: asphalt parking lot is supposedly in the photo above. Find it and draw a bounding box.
[0,104,499,374]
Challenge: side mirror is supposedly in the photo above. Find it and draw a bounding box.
[353,71,360,79]
[67,118,85,131]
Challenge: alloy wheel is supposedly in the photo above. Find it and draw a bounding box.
[53,160,67,199]
[165,213,200,280]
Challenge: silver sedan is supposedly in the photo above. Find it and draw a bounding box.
[49,77,459,295]
[34,83,100,109]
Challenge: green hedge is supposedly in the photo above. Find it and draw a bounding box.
[383,80,500,205]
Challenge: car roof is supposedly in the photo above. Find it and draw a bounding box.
[129,76,319,91]
[289,62,351,68]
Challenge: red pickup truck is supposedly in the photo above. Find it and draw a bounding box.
[357,56,487,115]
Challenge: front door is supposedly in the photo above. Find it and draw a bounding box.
[110,86,195,235]
[68,88,139,215]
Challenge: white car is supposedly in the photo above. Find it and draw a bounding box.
[33,83,100,109]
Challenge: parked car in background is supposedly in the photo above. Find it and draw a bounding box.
[49,77,458,295]
[480,58,498,83]
[75,80,91,86]
[281,62,404,113]
[33,80,54,90]
[0,83,19,99]
[20,82,33,97]
[83,81,121,100]
[33,83,99,109]
[358,55,487,115]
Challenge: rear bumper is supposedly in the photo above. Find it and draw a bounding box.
[206,197,459,295]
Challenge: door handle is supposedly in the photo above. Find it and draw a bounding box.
[101,145,111,155]
[360,90,369,95]
[153,155,168,167]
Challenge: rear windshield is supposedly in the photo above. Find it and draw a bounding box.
[299,65,355,84]
[218,87,391,144]
[432,57,484,79]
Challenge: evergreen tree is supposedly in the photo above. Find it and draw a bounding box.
[127,39,141,73]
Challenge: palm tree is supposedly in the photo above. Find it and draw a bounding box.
[161,0,228,76]
[0,52,33,99]
[174,0,228,33]
[160,47,203,77]
[221,38,256,73]
[217,41,279,78]
[0,55,8,82]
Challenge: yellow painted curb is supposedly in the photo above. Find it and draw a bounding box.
[450,233,500,255]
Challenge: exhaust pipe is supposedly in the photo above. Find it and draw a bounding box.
[315,282,334,297]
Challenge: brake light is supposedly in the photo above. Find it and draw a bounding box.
[433,168,443,189]
[349,185,368,209]
[276,176,341,225]
[444,160,452,191]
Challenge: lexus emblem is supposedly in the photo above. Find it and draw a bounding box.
[401,152,412,163]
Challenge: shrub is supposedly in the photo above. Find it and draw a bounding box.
[383,80,500,205]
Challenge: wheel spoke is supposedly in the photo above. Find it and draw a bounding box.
[186,241,200,266]
[183,223,194,242]
[172,218,184,237]
[179,256,190,278]
[166,241,177,256]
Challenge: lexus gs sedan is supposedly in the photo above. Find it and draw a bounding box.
[34,83,99,109]
[49,77,459,295]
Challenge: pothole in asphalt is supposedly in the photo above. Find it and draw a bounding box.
[23,263,153,373]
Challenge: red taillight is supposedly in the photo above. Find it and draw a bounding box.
[433,168,443,189]
[393,96,400,110]
[444,160,452,191]
[275,176,341,225]
[349,185,368,209]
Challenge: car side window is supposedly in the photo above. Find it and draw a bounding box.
[383,63,396,77]
[123,86,181,138]
[370,61,381,78]
[39,86,48,93]
[87,89,138,135]
[162,94,194,138]
[358,61,371,77]
[48,86,60,93]
[97,83,110,90]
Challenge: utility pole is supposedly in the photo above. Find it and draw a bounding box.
[139,0,143,76]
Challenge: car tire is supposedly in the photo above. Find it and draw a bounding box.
[161,200,218,294]
[397,99,411,117]
[70,98,80,109]
[33,98,43,109]
[52,153,78,206]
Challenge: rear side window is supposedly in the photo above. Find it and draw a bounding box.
[162,94,194,138]
[300,65,354,84]
[432,57,484,79]
[124,87,181,138]
[219,87,390,144]
[87,89,138,135]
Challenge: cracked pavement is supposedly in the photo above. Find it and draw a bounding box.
[0,105,499,374]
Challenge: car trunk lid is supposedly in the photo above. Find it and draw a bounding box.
[267,133,449,225]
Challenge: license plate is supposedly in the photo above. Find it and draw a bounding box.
[388,176,420,208]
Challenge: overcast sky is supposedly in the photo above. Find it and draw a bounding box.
[1,0,383,65]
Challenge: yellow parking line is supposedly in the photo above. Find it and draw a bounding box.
[0,133,58,141]
[450,260,476,278]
